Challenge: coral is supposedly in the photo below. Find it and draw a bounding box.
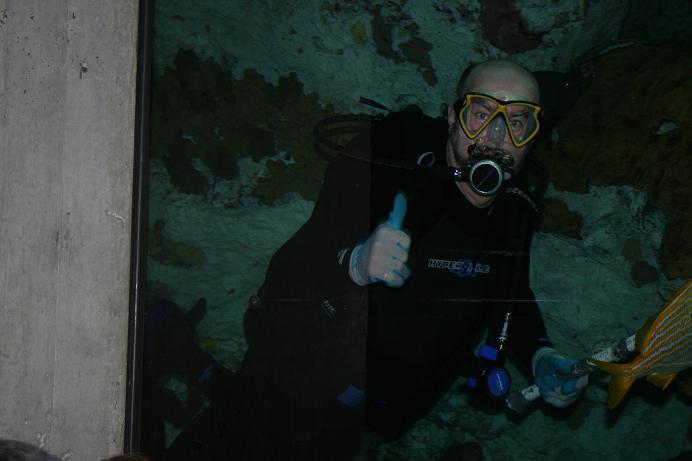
[399,37,437,85]
[621,237,659,285]
[371,4,404,64]
[150,49,334,203]
[149,219,206,268]
[370,4,437,85]
[350,21,367,45]
[479,0,544,53]
[161,138,209,195]
[251,72,333,203]
[621,237,642,263]
[253,157,325,204]
[539,198,583,238]
[630,260,659,287]
[155,241,206,268]
[533,35,692,278]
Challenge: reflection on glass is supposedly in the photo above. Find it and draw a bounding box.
[139,2,692,460]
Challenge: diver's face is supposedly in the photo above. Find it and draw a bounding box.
[446,75,538,208]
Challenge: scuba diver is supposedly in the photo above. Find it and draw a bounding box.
[167,59,588,460]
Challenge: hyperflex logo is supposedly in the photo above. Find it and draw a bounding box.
[427,258,490,278]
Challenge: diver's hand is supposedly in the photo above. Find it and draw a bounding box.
[532,347,588,408]
[349,224,411,287]
[349,193,411,287]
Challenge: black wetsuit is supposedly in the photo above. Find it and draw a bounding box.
[167,108,553,461]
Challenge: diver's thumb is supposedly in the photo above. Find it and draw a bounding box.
[386,192,407,230]
[554,356,577,374]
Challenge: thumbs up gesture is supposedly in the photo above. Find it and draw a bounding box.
[349,193,411,288]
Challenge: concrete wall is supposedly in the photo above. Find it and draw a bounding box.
[0,1,138,459]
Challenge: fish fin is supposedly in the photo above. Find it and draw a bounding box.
[590,359,635,410]
[647,372,677,390]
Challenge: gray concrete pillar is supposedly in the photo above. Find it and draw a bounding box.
[0,1,138,459]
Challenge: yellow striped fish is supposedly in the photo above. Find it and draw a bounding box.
[591,280,691,409]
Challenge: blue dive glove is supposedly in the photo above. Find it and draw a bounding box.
[349,193,411,288]
[532,347,588,408]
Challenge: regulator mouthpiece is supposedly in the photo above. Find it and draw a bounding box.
[467,159,507,196]
[451,142,514,196]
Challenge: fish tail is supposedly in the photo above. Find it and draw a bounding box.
[605,374,636,410]
[590,359,635,410]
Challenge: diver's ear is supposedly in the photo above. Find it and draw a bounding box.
[447,103,456,128]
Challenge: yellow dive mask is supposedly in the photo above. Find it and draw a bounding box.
[455,93,542,148]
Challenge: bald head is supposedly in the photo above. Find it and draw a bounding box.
[446,59,541,207]
[459,59,540,104]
